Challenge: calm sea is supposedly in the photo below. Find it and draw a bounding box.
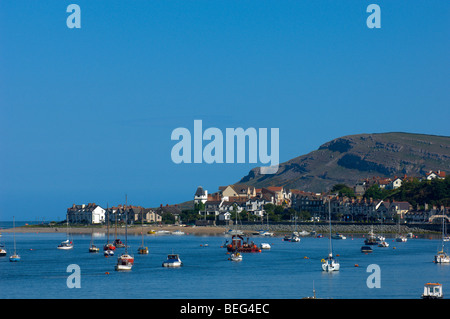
[0,231,449,299]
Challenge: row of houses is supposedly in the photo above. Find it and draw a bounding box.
[354,170,447,195]
[66,203,178,225]
[195,180,449,223]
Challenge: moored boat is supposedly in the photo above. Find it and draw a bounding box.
[421,283,443,299]
[260,243,271,249]
[226,235,261,253]
[229,252,243,262]
[162,254,183,267]
[9,217,20,262]
[115,253,134,271]
[361,246,373,253]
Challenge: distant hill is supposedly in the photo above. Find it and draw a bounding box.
[238,132,450,192]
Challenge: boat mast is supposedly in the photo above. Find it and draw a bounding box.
[125,194,128,254]
[328,199,333,256]
[13,216,16,255]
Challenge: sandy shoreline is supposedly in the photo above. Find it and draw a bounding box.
[1,225,229,236]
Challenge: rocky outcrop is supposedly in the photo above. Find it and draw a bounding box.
[238,132,450,192]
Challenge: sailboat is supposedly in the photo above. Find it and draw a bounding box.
[113,207,125,248]
[377,211,389,247]
[434,216,450,264]
[364,225,378,245]
[88,227,100,253]
[137,209,149,254]
[395,215,407,242]
[322,199,339,272]
[115,198,134,271]
[104,205,115,256]
[9,216,20,262]
[57,214,73,250]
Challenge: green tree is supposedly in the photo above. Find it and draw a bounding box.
[331,184,355,197]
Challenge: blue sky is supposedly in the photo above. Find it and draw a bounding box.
[0,1,449,221]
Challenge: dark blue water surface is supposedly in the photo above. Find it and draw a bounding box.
[0,232,448,299]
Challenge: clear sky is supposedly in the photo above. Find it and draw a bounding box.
[0,1,449,221]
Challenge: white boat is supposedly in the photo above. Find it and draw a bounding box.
[435,216,450,264]
[57,239,73,250]
[260,243,271,249]
[322,253,340,272]
[395,216,407,242]
[298,230,310,236]
[172,230,185,235]
[322,200,339,272]
[115,253,134,271]
[331,233,346,240]
[376,235,385,242]
[396,236,407,242]
[104,249,114,257]
[230,252,243,262]
[9,217,20,262]
[406,232,414,238]
[421,283,443,299]
[162,254,183,267]
[378,241,389,248]
[260,231,274,237]
[115,197,134,271]
[58,214,73,250]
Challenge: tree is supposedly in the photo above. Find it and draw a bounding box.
[331,184,355,197]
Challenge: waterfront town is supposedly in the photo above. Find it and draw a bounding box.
[65,170,449,227]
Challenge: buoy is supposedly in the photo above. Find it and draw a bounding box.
[321,259,326,263]
[105,272,110,275]
[200,244,203,247]
[393,247,396,249]
[336,254,340,257]
[304,256,309,259]
[354,264,359,267]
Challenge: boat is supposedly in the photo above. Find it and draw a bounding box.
[115,253,134,271]
[421,283,443,299]
[260,243,271,249]
[395,236,407,242]
[259,231,274,237]
[283,234,300,242]
[361,246,373,253]
[9,217,20,262]
[104,204,116,256]
[0,245,6,257]
[322,199,339,272]
[229,252,243,262]
[57,239,74,250]
[113,238,125,248]
[226,235,261,253]
[172,230,185,235]
[378,240,389,248]
[331,233,346,240]
[298,230,310,236]
[162,254,183,267]
[115,199,134,271]
[89,245,100,253]
[395,216,407,242]
[434,215,450,264]
[89,228,99,253]
[137,210,149,254]
[113,212,125,248]
[406,232,414,239]
[364,226,377,245]
[57,214,73,250]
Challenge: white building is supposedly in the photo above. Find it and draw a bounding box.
[67,203,106,224]
[194,186,208,204]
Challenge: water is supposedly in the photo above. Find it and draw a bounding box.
[0,232,449,299]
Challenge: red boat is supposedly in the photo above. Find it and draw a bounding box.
[227,235,261,253]
[104,243,116,251]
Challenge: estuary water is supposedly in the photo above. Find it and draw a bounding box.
[0,232,448,299]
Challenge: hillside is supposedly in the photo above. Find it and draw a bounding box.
[238,132,450,192]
